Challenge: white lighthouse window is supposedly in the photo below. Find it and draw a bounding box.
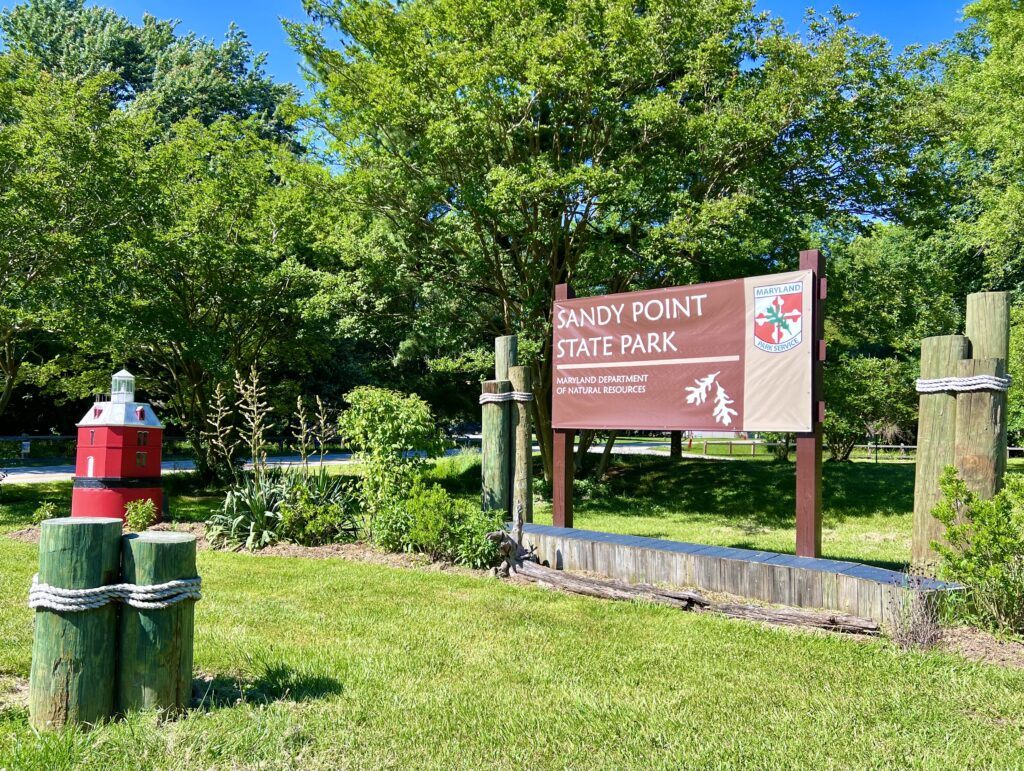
[111,370,136,404]
[87,456,94,477]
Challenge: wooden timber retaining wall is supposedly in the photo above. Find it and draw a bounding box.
[521,524,959,624]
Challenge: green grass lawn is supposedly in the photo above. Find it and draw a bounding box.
[2,535,1024,769]
[3,463,1024,768]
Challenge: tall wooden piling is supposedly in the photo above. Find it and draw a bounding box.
[481,380,511,513]
[966,292,1011,361]
[117,531,198,714]
[956,292,1011,499]
[495,335,517,381]
[29,517,122,729]
[912,335,969,567]
[509,365,533,523]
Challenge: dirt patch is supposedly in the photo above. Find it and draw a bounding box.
[5,527,39,544]
[940,626,1024,669]
[0,676,29,713]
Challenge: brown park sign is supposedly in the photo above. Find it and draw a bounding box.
[551,270,814,432]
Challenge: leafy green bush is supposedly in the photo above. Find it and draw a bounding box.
[824,356,915,461]
[32,501,58,524]
[124,498,158,532]
[375,480,501,568]
[207,470,288,551]
[932,467,1024,634]
[759,432,793,462]
[338,387,447,536]
[279,469,360,546]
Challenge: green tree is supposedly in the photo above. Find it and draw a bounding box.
[289,0,940,478]
[823,355,917,461]
[78,116,337,476]
[0,54,143,419]
[0,0,297,140]
[938,0,1024,290]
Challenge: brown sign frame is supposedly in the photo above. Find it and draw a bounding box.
[551,250,826,558]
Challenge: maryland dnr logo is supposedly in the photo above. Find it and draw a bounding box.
[753,281,804,353]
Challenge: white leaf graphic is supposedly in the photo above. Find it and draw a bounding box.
[685,371,719,405]
[712,381,738,426]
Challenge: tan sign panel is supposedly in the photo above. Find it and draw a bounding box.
[551,270,813,432]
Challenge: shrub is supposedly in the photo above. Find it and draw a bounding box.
[376,480,501,568]
[207,470,288,551]
[279,469,360,546]
[124,498,158,532]
[32,501,58,524]
[759,432,793,462]
[338,387,447,536]
[932,467,1024,634]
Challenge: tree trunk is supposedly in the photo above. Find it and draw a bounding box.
[670,431,682,459]
[0,340,21,420]
[595,432,618,479]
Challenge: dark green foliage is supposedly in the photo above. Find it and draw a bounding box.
[376,480,501,569]
[759,433,794,462]
[933,467,1024,634]
[279,470,360,546]
[824,356,917,461]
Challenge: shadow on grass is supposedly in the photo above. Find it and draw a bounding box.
[192,662,343,710]
[573,456,914,530]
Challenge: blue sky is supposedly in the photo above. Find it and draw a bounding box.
[93,0,970,90]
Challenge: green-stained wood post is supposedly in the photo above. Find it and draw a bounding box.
[495,335,517,381]
[29,517,122,730]
[509,365,533,523]
[912,335,969,569]
[117,531,198,714]
[481,379,511,513]
[955,292,1011,499]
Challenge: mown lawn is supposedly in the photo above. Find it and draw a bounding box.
[3,466,1024,769]
[2,534,1024,770]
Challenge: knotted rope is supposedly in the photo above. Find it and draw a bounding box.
[915,374,1012,394]
[479,391,534,404]
[29,574,202,612]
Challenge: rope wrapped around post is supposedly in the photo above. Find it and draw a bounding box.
[29,575,202,612]
[915,374,1011,393]
[479,391,534,404]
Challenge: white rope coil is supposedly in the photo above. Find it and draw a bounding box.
[916,375,1012,393]
[29,574,202,612]
[479,391,534,404]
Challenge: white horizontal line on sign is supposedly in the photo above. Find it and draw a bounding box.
[556,355,741,370]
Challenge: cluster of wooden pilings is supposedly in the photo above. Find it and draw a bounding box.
[912,291,1011,569]
[28,518,198,730]
[481,335,534,521]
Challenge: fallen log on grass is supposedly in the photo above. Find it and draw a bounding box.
[488,529,879,636]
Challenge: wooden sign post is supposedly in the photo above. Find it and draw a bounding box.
[796,249,825,558]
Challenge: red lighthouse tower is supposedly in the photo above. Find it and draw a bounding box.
[71,369,164,521]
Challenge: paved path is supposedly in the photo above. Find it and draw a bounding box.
[1,441,736,486]
[1,453,357,485]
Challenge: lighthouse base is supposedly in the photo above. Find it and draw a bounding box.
[71,479,163,522]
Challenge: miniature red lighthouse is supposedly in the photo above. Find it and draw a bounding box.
[71,369,164,521]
